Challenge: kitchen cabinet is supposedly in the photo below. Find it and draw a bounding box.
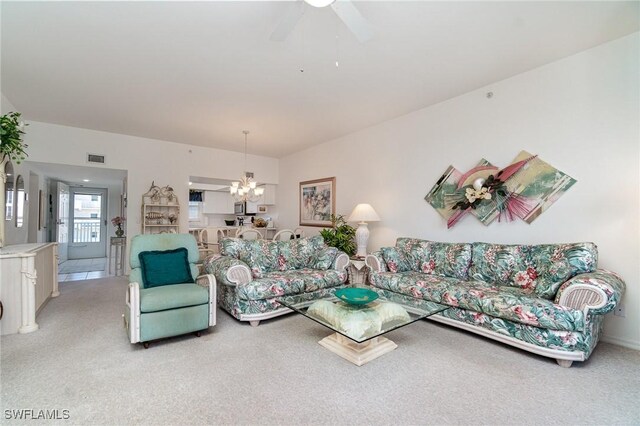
[260,184,277,206]
[204,191,234,215]
[245,201,258,214]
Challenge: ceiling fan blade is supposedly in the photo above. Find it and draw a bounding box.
[330,0,373,43]
[270,1,306,42]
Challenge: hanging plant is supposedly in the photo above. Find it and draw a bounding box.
[0,112,28,163]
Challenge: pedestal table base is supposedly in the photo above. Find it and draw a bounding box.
[318,332,397,366]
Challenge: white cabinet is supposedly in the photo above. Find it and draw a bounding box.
[245,201,258,214]
[260,184,277,206]
[0,243,59,335]
[202,192,217,214]
[204,191,234,214]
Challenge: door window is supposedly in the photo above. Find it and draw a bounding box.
[72,193,103,243]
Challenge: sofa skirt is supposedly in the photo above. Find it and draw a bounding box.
[218,283,348,323]
[430,306,604,361]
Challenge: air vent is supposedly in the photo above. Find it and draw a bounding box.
[87,153,105,164]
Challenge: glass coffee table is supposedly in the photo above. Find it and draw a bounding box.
[276,288,448,366]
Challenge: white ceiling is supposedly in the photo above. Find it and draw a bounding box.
[26,161,127,187]
[2,1,638,158]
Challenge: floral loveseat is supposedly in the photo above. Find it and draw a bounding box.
[204,236,349,326]
[366,238,625,367]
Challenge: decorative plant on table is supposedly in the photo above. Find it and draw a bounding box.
[319,214,356,256]
[1,112,28,164]
[111,216,125,237]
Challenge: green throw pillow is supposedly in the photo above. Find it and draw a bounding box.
[138,247,194,288]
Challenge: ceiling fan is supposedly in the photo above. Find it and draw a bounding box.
[270,0,374,43]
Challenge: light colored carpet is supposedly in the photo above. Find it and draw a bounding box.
[1,276,639,425]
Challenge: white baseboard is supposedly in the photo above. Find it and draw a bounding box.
[600,335,640,351]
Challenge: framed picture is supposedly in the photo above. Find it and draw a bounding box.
[257,205,268,213]
[299,177,335,227]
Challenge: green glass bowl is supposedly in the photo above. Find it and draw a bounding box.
[335,288,379,306]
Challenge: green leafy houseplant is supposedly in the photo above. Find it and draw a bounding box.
[1,112,28,163]
[319,214,356,256]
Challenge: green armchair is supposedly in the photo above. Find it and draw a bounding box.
[124,233,216,348]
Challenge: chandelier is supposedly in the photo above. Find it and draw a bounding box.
[230,130,264,202]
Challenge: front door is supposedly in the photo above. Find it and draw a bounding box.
[68,188,107,259]
[56,182,69,263]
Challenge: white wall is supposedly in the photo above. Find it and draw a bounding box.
[278,33,640,349]
[6,120,279,247]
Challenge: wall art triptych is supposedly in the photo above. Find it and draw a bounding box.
[425,151,576,228]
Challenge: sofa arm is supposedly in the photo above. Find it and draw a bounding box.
[365,251,388,273]
[333,251,349,272]
[555,269,626,316]
[196,273,216,288]
[203,255,252,287]
[125,282,141,344]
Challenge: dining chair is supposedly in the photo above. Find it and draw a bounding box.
[236,228,264,240]
[272,229,296,241]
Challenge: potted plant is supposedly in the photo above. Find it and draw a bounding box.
[319,214,356,256]
[111,216,126,237]
[1,112,28,164]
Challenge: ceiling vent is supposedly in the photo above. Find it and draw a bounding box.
[87,153,105,164]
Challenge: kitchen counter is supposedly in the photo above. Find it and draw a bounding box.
[189,226,278,240]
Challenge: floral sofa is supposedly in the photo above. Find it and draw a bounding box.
[204,236,349,326]
[366,238,625,367]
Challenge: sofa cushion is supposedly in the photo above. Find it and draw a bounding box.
[530,243,598,299]
[140,283,209,313]
[370,271,585,332]
[235,276,305,301]
[395,238,472,280]
[237,240,279,278]
[264,269,347,292]
[469,243,531,289]
[380,247,413,273]
[310,247,339,270]
[277,235,325,270]
[371,271,463,295]
[220,237,243,258]
[469,242,598,297]
[138,248,194,288]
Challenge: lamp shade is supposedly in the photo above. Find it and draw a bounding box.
[304,0,336,7]
[348,204,380,223]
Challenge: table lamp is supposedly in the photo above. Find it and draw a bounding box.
[347,203,380,258]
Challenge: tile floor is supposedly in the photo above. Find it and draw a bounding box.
[58,257,119,282]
